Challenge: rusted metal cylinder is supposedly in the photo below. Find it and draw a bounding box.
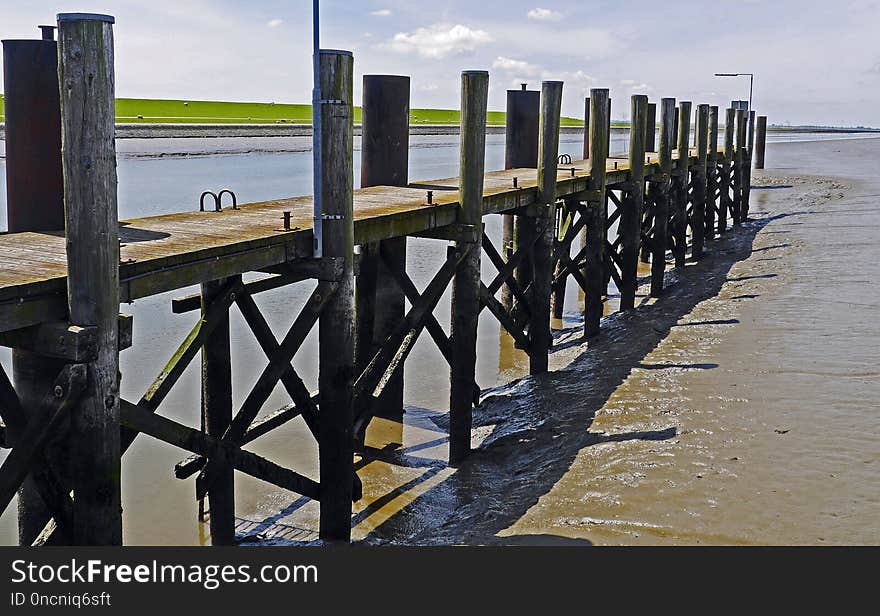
[2,38,64,231]
[3,31,67,546]
[357,75,410,422]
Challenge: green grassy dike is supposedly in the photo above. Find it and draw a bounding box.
[0,95,585,126]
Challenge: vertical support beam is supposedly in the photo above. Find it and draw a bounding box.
[584,88,609,337]
[449,70,489,463]
[317,49,355,542]
[357,75,409,420]
[201,277,236,545]
[706,105,720,241]
[691,104,709,259]
[619,95,647,310]
[672,101,692,268]
[649,98,676,297]
[755,115,768,169]
[720,107,735,232]
[3,29,69,545]
[645,102,657,153]
[606,97,612,152]
[582,97,590,160]
[57,12,121,545]
[733,108,747,225]
[743,110,756,219]
[528,80,563,371]
[504,86,539,315]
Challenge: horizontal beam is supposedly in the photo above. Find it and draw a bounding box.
[0,314,133,361]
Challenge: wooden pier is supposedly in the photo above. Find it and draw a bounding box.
[0,13,766,545]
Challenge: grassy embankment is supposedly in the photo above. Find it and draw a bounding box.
[0,95,587,126]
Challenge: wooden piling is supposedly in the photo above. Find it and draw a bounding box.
[201,276,237,545]
[645,102,657,153]
[672,101,692,268]
[755,115,768,169]
[743,110,756,219]
[528,81,563,370]
[720,107,735,231]
[356,75,410,420]
[705,106,719,241]
[733,108,747,224]
[649,98,676,297]
[691,104,709,259]
[505,86,540,318]
[449,70,489,463]
[584,88,609,337]
[316,49,355,542]
[582,97,590,160]
[2,30,69,545]
[57,13,121,545]
[619,95,647,310]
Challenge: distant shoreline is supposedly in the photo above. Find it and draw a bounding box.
[1,123,877,141]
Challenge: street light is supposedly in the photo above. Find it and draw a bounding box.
[714,72,754,111]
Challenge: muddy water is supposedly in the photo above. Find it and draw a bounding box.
[1,135,878,545]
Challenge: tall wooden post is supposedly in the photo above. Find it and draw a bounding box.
[672,101,692,268]
[733,108,746,224]
[317,50,355,542]
[619,95,647,310]
[691,104,709,259]
[529,81,563,371]
[645,102,657,153]
[57,13,121,545]
[3,28,69,545]
[720,107,735,231]
[584,88,609,337]
[356,75,410,420]
[505,86,539,316]
[649,98,676,297]
[755,115,768,169]
[582,97,590,160]
[449,71,489,463]
[706,106,720,241]
[201,276,236,544]
[743,110,756,219]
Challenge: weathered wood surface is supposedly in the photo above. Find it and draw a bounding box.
[0,149,723,334]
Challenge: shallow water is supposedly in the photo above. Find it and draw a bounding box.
[0,134,878,545]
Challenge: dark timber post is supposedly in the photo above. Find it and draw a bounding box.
[357,75,409,420]
[619,95,647,310]
[706,106,720,241]
[733,108,746,224]
[691,104,709,259]
[317,49,355,541]
[672,101,692,268]
[720,107,735,231]
[755,115,768,169]
[645,102,657,153]
[582,97,590,160]
[649,98,676,297]
[3,27,67,545]
[57,13,121,545]
[201,277,237,545]
[743,110,756,219]
[529,81,563,372]
[449,71,488,463]
[584,88,609,337]
[504,85,539,315]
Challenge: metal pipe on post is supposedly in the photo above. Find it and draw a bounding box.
[2,26,69,546]
[316,49,355,542]
[449,70,489,464]
[755,115,768,169]
[57,12,122,545]
[584,88,609,337]
[672,101,692,268]
[357,75,410,421]
[691,104,709,259]
[649,98,676,297]
[529,81,563,371]
[504,85,539,316]
[619,95,647,311]
[706,105,720,241]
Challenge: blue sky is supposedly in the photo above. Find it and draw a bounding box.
[3,1,879,125]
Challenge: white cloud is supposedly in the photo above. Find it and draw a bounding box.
[385,23,493,59]
[267,19,283,28]
[370,9,392,17]
[527,8,563,21]
[492,56,542,78]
